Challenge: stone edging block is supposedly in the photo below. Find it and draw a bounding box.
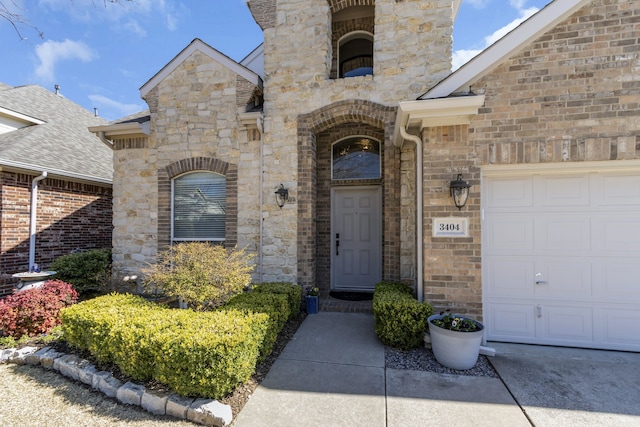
[1,346,233,426]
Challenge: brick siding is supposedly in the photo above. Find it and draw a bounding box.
[0,171,112,295]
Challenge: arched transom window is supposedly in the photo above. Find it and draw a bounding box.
[332,136,381,180]
[172,171,226,242]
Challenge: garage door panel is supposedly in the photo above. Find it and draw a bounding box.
[540,304,593,343]
[599,307,640,350]
[538,175,590,207]
[485,215,534,252]
[597,260,640,301]
[487,259,534,296]
[538,261,592,299]
[485,177,533,208]
[536,216,591,252]
[487,302,536,339]
[600,217,640,252]
[598,174,640,206]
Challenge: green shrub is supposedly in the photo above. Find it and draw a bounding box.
[142,243,254,311]
[221,292,290,359]
[250,282,302,319]
[50,249,111,296]
[373,281,433,350]
[61,293,270,399]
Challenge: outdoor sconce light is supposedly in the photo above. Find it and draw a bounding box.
[450,174,471,210]
[275,184,289,208]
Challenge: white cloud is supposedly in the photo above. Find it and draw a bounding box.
[34,39,96,82]
[37,0,179,35]
[452,3,540,71]
[88,94,145,118]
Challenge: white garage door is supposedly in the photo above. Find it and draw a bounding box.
[483,162,640,352]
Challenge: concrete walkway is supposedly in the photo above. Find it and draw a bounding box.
[232,312,527,426]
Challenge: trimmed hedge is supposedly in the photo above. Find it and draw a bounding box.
[61,293,270,399]
[250,282,302,319]
[373,281,433,350]
[221,292,290,360]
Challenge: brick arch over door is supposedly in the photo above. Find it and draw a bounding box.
[157,157,238,252]
[297,100,398,289]
[328,0,375,14]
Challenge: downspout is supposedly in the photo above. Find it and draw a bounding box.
[399,127,423,303]
[29,171,48,270]
[96,131,114,149]
[257,114,264,283]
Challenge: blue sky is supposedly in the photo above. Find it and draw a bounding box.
[0,0,550,121]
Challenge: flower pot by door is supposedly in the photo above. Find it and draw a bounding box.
[427,314,484,370]
[306,296,319,314]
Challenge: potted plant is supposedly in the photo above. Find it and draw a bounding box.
[427,309,484,370]
[305,287,319,314]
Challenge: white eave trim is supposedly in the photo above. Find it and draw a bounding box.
[394,95,486,146]
[140,39,263,98]
[422,0,589,99]
[89,122,150,137]
[453,0,461,20]
[238,111,262,129]
[0,106,46,125]
[0,158,112,185]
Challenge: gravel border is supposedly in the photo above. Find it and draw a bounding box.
[385,346,498,378]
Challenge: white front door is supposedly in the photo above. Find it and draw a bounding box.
[483,162,640,352]
[331,186,382,291]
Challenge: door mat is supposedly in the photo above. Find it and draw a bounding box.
[329,291,373,301]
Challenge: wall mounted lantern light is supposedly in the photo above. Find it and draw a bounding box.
[450,174,471,210]
[275,184,289,208]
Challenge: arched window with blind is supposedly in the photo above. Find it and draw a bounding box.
[171,171,226,243]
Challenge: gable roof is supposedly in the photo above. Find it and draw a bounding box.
[421,0,590,100]
[0,84,112,184]
[140,38,263,99]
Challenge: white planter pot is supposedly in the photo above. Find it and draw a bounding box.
[427,314,484,370]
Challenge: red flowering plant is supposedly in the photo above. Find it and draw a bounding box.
[0,280,78,340]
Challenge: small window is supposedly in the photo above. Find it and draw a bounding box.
[332,137,381,180]
[172,172,226,242]
[339,31,373,78]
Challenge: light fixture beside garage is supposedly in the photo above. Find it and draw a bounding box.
[450,174,471,210]
[275,184,289,208]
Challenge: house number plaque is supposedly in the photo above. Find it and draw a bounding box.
[432,217,469,238]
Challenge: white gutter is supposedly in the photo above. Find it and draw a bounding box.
[29,171,48,270]
[398,127,423,303]
[257,114,264,283]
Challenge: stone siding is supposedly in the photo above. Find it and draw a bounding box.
[260,0,453,286]
[421,0,640,318]
[112,50,260,279]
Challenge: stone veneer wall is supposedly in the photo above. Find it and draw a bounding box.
[254,0,453,286]
[421,0,640,318]
[112,50,261,279]
[0,171,112,295]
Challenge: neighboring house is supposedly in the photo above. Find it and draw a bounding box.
[93,0,639,352]
[0,83,113,295]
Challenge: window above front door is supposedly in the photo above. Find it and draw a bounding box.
[332,136,381,180]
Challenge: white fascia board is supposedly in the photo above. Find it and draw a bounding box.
[0,159,112,185]
[140,39,263,98]
[453,0,461,20]
[393,95,485,146]
[88,122,149,137]
[422,0,590,99]
[0,106,46,125]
